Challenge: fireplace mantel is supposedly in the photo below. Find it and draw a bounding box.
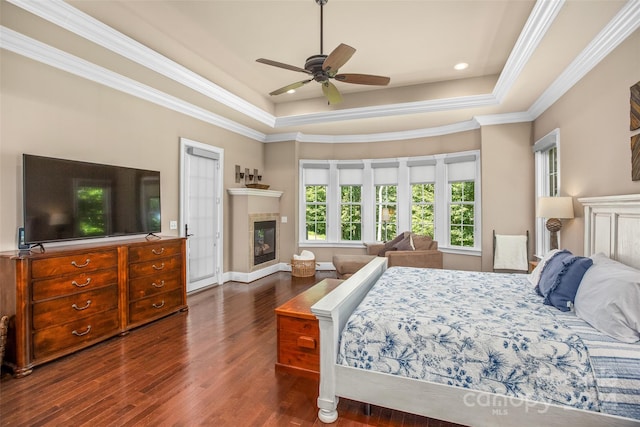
[227,188,283,198]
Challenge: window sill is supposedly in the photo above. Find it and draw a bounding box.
[439,246,481,257]
[299,241,366,249]
[298,242,481,257]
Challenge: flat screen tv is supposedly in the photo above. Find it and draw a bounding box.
[23,154,161,245]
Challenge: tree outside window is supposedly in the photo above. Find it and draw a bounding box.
[305,185,327,240]
[411,183,435,237]
[340,185,362,241]
[375,185,396,241]
[450,181,475,247]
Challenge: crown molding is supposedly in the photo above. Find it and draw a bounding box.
[264,120,481,144]
[0,26,266,142]
[528,0,640,119]
[474,111,535,126]
[273,94,498,128]
[3,0,638,144]
[7,0,554,129]
[492,0,564,102]
[6,0,276,128]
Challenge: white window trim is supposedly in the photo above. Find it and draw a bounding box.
[533,128,560,258]
[299,150,481,255]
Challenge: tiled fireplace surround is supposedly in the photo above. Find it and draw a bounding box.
[228,188,283,282]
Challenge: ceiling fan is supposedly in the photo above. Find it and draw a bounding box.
[256,0,390,105]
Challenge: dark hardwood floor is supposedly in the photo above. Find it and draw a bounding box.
[0,271,463,426]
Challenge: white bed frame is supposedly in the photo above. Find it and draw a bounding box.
[312,194,640,427]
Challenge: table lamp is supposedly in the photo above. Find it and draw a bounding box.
[536,196,574,250]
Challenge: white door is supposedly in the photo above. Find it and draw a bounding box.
[180,138,224,292]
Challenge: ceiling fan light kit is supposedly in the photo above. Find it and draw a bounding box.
[256,0,390,105]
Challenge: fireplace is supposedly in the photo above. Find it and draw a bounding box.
[254,220,276,266]
[228,188,282,278]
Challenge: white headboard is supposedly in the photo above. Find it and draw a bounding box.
[579,194,640,270]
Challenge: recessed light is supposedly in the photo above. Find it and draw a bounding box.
[454,62,469,71]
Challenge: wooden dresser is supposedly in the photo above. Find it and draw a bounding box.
[0,237,187,377]
[275,278,343,379]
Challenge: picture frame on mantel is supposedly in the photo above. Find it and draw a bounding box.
[630,81,640,181]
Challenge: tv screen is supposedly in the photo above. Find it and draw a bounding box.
[23,154,161,244]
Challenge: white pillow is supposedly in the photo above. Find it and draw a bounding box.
[574,253,640,343]
[528,249,560,287]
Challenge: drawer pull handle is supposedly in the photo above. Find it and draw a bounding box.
[71,259,91,268]
[72,325,92,336]
[297,336,316,349]
[152,263,165,270]
[72,300,92,311]
[152,248,165,255]
[152,300,165,309]
[71,278,92,288]
[151,280,165,288]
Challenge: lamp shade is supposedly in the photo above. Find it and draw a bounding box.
[537,196,574,219]
[381,207,391,222]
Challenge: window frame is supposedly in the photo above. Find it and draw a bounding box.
[299,150,481,255]
[534,129,560,256]
[410,182,436,237]
[339,184,362,242]
[374,184,397,242]
[448,180,476,248]
[304,185,328,241]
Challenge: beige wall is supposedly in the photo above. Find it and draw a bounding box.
[533,29,640,255]
[0,51,264,274]
[263,141,298,263]
[481,123,535,271]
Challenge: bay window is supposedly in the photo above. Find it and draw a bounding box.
[299,150,481,253]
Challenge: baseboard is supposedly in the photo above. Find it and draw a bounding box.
[224,262,336,283]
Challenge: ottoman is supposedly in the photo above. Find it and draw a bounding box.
[332,254,376,279]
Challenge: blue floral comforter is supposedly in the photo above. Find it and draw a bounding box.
[337,267,600,412]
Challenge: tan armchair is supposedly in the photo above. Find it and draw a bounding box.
[365,232,443,269]
[333,232,443,279]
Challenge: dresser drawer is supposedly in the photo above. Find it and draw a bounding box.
[277,315,320,372]
[129,255,181,279]
[32,309,119,359]
[32,268,118,301]
[129,269,181,301]
[31,250,118,279]
[128,288,183,324]
[128,241,182,263]
[32,285,118,330]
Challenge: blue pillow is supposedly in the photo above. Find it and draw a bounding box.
[536,250,572,297]
[545,256,593,311]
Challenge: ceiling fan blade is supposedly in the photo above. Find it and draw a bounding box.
[322,43,356,73]
[334,74,391,86]
[322,81,342,105]
[256,58,312,75]
[269,79,312,96]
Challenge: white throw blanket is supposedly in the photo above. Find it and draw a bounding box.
[493,234,528,270]
[293,249,315,260]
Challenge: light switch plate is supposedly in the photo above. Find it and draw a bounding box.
[170,220,178,230]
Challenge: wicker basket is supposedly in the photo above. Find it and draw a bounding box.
[290,258,317,277]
